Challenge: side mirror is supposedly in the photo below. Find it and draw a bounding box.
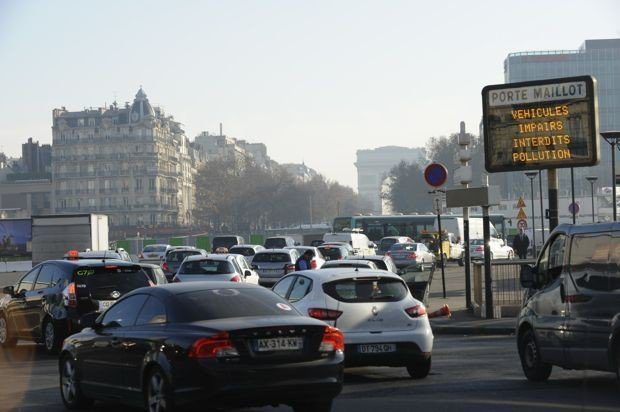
[369,242,377,249]
[79,312,102,330]
[244,270,252,278]
[520,265,538,289]
[251,264,258,270]
[2,285,14,296]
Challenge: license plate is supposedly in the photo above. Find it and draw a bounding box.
[262,269,282,274]
[358,343,396,353]
[98,300,115,311]
[255,337,303,352]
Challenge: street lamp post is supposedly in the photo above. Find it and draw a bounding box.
[525,172,538,257]
[601,131,620,221]
[586,176,598,223]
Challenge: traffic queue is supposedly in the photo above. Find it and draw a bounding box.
[0,232,436,412]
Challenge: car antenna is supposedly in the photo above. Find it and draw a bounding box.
[103,249,107,264]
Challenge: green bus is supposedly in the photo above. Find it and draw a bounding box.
[332,214,507,242]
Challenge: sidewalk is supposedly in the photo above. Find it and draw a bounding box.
[425,265,516,336]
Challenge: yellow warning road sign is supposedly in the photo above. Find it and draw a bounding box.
[517,208,527,220]
[517,197,526,208]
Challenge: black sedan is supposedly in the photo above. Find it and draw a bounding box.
[59,282,344,411]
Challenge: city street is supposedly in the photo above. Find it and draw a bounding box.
[1,335,618,412]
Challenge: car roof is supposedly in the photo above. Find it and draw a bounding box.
[230,244,263,249]
[380,236,410,240]
[143,244,170,248]
[284,268,400,283]
[323,259,374,266]
[255,248,295,254]
[132,281,263,296]
[183,254,230,262]
[41,259,137,268]
[554,222,620,236]
[346,255,389,261]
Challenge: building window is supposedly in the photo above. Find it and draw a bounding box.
[78,119,85,127]
[135,178,143,191]
[148,178,156,191]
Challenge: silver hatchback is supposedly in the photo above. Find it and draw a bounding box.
[251,249,300,287]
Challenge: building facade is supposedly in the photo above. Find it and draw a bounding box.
[500,38,620,197]
[51,88,198,228]
[355,146,424,214]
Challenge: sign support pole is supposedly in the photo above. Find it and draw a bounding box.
[571,168,576,224]
[435,196,446,299]
[548,169,559,231]
[483,205,493,319]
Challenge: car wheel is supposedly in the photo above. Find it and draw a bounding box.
[144,366,174,412]
[43,318,65,355]
[457,256,464,266]
[407,356,431,379]
[519,329,552,381]
[60,354,94,409]
[0,314,17,348]
[418,260,425,272]
[293,400,333,412]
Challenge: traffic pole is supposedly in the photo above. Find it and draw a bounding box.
[483,205,493,319]
[437,200,446,299]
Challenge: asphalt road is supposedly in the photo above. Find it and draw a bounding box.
[1,335,619,412]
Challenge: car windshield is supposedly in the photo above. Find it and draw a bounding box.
[179,259,235,275]
[143,245,167,253]
[379,238,398,251]
[471,239,485,246]
[264,238,286,248]
[323,277,407,302]
[74,265,150,297]
[177,288,299,321]
[168,251,200,262]
[212,237,238,248]
[252,253,291,263]
[390,243,417,251]
[319,247,344,261]
[230,247,255,257]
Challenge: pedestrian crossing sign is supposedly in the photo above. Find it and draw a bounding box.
[517,197,526,208]
[517,208,527,220]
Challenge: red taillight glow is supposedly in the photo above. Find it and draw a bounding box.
[162,262,169,271]
[310,259,317,269]
[188,332,239,359]
[285,264,295,273]
[475,246,484,252]
[407,252,417,259]
[386,251,392,257]
[308,308,343,321]
[230,275,241,282]
[405,305,427,318]
[62,282,77,308]
[319,326,345,353]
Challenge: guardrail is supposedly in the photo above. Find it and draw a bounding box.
[473,259,536,318]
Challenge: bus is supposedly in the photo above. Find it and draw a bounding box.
[332,214,507,242]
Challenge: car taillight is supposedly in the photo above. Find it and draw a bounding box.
[308,308,343,321]
[188,332,239,358]
[62,282,77,308]
[230,275,241,282]
[284,264,295,274]
[319,326,344,353]
[138,253,143,259]
[405,305,427,318]
[162,262,169,271]
[386,251,391,257]
[407,252,417,259]
[310,259,317,269]
[475,246,484,252]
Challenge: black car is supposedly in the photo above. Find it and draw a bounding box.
[0,259,151,354]
[59,282,344,411]
[518,223,620,381]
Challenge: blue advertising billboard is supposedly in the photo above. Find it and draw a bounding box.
[0,219,32,257]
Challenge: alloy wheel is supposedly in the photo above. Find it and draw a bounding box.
[0,317,7,344]
[61,358,77,404]
[44,321,55,351]
[147,371,167,412]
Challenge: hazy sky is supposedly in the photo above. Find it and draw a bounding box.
[1,0,619,188]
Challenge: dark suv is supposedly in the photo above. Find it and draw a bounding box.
[518,223,620,381]
[0,259,150,354]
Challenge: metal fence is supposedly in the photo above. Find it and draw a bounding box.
[473,259,536,315]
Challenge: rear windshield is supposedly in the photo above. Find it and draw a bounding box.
[369,260,388,270]
[323,262,372,269]
[179,259,235,275]
[230,247,255,257]
[264,238,286,248]
[319,247,344,261]
[74,265,150,296]
[143,245,167,253]
[390,243,417,251]
[213,237,239,248]
[252,252,292,263]
[167,250,201,263]
[470,239,484,246]
[177,288,298,321]
[323,277,407,303]
[379,239,398,251]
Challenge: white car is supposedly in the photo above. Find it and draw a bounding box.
[173,254,260,284]
[320,260,378,270]
[284,246,326,269]
[272,269,434,378]
[470,238,514,260]
[229,244,265,264]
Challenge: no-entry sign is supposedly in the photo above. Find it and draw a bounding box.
[424,163,448,188]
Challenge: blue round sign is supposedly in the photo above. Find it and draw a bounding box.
[569,202,580,215]
[424,163,448,188]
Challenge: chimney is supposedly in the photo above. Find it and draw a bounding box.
[219,123,223,136]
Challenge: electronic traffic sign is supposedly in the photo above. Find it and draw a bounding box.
[482,76,599,173]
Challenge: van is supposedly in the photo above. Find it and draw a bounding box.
[517,223,620,381]
[211,235,245,253]
[322,232,376,255]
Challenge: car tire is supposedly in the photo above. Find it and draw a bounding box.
[293,400,333,412]
[407,356,431,379]
[43,318,65,355]
[60,354,94,409]
[457,256,464,266]
[144,365,174,412]
[519,329,552,381]
[419,260,425,272]
[0,314,17,348]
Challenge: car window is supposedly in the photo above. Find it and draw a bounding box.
[17,267,41,293]
[230,247,255,257]
[252,253,292,263]
[230,258,243,274]
[265,238,286,248]
[272,276,296,298]
[538,234,566,285]
[152,267,167,284]
[318,246,344,261]
[50,265,69,287]
[33,264,53,290]
[101,294,149,327]
[74,265,150,299]
[571,233,620,291]
[180,259,235,275]
[169,250,200,262]
[236,256,250,271]
[379,238,397,252]
[323,277,408,303]
[288,276,312,302]
[135,296,167,325]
